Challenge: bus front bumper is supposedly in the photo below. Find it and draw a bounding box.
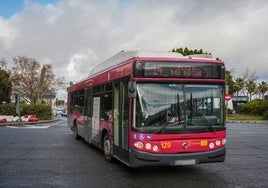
[129,147,226,167]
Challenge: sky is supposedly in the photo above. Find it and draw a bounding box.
[0,0,268,99]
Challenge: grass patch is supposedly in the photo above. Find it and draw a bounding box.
[227,113,263,121]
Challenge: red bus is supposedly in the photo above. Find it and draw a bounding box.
[67,51,226,167]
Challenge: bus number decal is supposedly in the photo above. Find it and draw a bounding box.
[161,141,171,149]
[200,140,208,146]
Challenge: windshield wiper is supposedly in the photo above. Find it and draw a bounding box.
[201,115,216,133]
[154,121,183,134]
[177,93,181,124]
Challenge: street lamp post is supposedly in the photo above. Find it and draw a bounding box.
[15,91,21,124]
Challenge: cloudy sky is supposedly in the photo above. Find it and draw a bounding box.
[1,0,268,88]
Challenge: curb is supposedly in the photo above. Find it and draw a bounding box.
[226,120,268,124]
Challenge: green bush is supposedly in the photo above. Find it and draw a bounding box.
[256,105,268,116]
[0,103,52,120]
[0,103,16,115]
[263,111,268,120]
[21,104,52,120]
[241,99,268,115]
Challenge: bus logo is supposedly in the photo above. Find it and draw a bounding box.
[182,142,189,149]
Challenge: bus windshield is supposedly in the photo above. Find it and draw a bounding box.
[133,83,224,133]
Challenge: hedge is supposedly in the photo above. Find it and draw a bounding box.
[241,99,268,116]
[0,103,16,115]
[21,104,52,120]
[263,111,268,120]
[0,103,52,120]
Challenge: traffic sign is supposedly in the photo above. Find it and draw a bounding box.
[225,94,231,101]
[42,92,56,99]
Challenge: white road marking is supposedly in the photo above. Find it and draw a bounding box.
[6,125,51,129]
[5,120,64,129]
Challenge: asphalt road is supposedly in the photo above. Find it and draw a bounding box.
[0,118,267,188]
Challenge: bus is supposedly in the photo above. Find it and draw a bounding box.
[67,50,226,167]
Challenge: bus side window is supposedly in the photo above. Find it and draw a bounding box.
[100,92,112,121]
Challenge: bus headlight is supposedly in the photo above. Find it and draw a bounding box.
[145,143,152,150]
[209,142,215,149]
[215,140,221,146]
[152,145,159,152]
[134,142,144,149]
[222,138,226,145]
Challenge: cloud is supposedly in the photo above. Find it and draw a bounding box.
[0,17,17,51]
[0,0,267,85]
[66,48,99,81]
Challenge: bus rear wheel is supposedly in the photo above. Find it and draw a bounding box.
[103,133,113,162]
[73,123,80,140]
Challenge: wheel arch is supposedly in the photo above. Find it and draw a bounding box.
[101,129,109,149]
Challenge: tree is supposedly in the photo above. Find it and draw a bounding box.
[258,81,268,99]
[10,56,64,104]
[37,64,62,102]
[246,80,257,101]
[0,58,7,70]
[242,69,259,100]
[225,69,236,95]
[242,69,258,100]
[172,47,210,56]
[233,77,245,96]
[243,69,258,83]
[0,58,12,104]
[0,69,12,104]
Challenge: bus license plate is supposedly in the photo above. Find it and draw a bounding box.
[174,159,196,166]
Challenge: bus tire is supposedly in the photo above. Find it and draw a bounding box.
[103,133,113,162]
[74,122,80,140]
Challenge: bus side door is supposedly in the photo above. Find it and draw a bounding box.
[113,80,129,163]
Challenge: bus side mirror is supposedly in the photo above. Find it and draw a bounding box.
[128,81,137,98]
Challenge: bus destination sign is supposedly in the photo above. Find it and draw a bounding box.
[135,61,224,79]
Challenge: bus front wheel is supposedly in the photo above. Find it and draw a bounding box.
[103,133,113,162]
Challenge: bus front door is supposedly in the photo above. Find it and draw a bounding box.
[113,81,129,163]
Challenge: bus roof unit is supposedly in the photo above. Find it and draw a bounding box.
[90,50,184,75]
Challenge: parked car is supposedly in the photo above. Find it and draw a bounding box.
[60,108,67,117]
[53,107,66,117]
